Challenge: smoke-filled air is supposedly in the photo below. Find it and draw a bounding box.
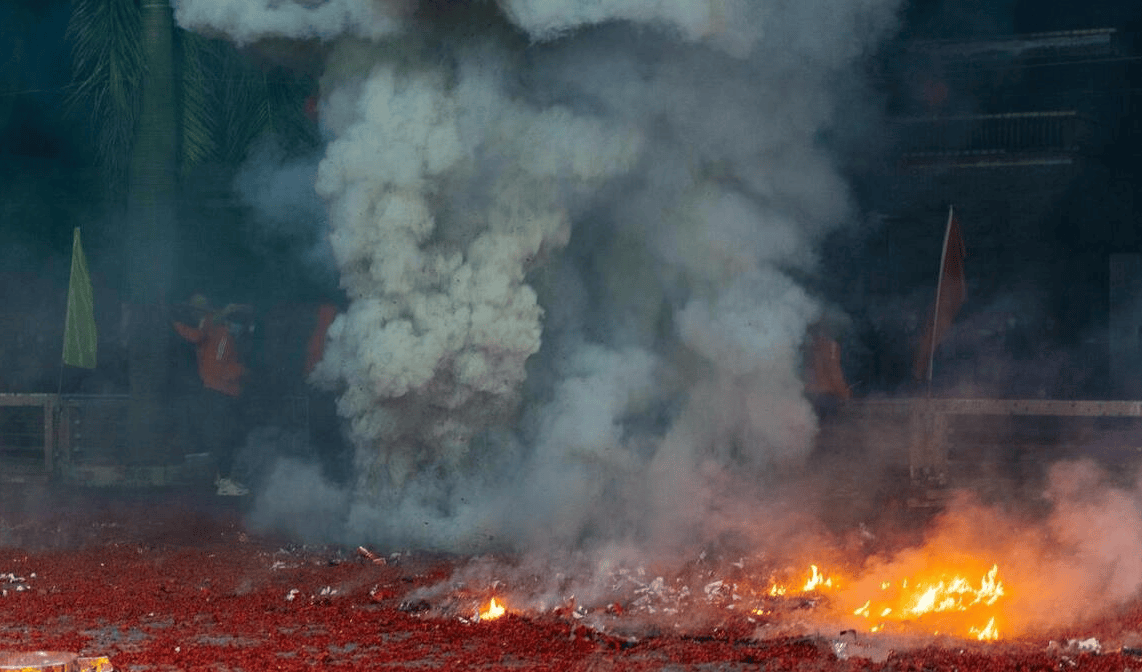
[174,0,903,555]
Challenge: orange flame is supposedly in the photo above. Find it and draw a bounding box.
[768,565,837,596]
[767,562,1006,641]
[802,565,834,592]
[847,563,1005,641]
[479,597,506,621]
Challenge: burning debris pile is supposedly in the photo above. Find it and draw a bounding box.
[380,540,1142,669]
[846,563,1004,640]
[416,548,1010,646]
[391,462,1142,658]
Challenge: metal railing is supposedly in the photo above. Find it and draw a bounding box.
[893,111,1083,167]
[835,398,1142,502]
[0,393,311,485]
[0,394,57,480]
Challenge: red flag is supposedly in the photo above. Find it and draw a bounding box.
[913,206,966,382]
[305,303,339,376]
[806,332,852,400]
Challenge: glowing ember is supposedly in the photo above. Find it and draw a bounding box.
[478,597,506,621]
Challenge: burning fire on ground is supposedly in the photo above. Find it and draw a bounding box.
[766,560,1006,641]
[452,550,1011,646]
[478,597,507,621]
[441,494,1142,647]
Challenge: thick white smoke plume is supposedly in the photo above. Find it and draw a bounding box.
[175,0,902,553]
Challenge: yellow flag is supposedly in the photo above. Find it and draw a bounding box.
[63,227,97,369]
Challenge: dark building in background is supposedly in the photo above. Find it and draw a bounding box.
[836,25,1141,399]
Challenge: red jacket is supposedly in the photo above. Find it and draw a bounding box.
[174,315,246,397]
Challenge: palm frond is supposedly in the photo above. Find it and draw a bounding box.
[180,38,320,171]
[67,0,322,185]
[265,74,322,152]
[65,0,144,191]
[216,55,272,164]
[179,31,218,176]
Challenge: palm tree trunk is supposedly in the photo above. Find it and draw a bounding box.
[125,0,178,463]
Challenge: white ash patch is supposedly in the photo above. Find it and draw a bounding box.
[0,571,32,596]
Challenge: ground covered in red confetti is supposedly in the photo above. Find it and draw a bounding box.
[1,487,1141,671]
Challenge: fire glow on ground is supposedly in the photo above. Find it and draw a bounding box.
[1,492,1141,671]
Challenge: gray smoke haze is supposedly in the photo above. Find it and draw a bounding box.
[175,0,903,555]
[234,137,334,277]
[175,0,409,43]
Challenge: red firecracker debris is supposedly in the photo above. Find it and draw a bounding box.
[0,488,1135,671]
[356,545,386,565]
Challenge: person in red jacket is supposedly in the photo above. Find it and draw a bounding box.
[173,295,248,397]
[173,294,252,495]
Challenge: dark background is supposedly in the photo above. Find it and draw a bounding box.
[1,0,1140,398]
[829,0,1142,398]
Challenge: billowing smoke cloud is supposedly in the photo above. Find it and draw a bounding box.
[174,0,902,554]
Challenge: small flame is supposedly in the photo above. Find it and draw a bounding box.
[769,565,836,596]
[971,617,999,641]
[802,565,834,592]
[479,597,506,621]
